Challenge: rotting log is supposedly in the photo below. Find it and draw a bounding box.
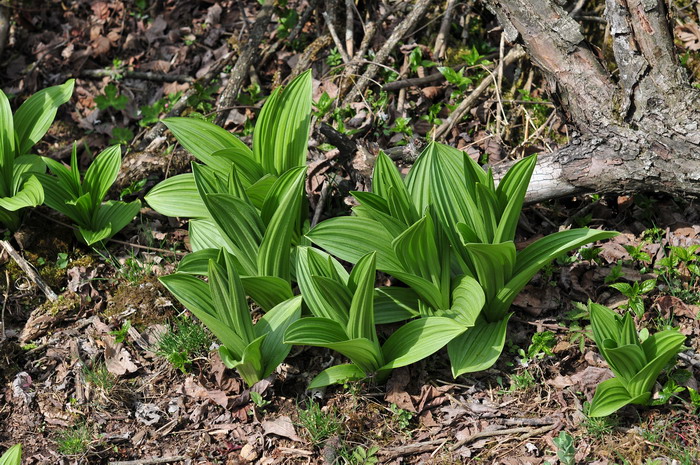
[483,0,700,203]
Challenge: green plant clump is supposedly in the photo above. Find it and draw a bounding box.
[588,302,685,417]
[0,444,21,465]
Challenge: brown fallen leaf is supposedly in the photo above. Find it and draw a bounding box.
[385,367,416,412]
[104,335,139,375]
[262,415,301,442]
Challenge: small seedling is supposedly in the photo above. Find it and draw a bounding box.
[525,331,556,360]
[56,253,70,269]
[109,127,134,146]
[109,320,131,343]
[349,445,379,465]
[83,363,116,392]
[609,278,656,317]
[95,84,129,111]
[389,403,414,432]
[250,391,271,409]
[553,431,575,465]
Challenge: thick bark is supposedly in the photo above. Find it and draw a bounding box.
[485,0,700,202]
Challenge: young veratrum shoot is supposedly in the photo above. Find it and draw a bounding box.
[587,302,685,417]
[37,144,141,246]
[0,444,21,465]
[160,249,301,387]
[307,142,618,377]
[0,80,75,230]
[144,70,313,252]
[285,251,470,388]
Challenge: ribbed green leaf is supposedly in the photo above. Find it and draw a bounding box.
[392,214,445,291]
[78,224,112,246]
[307,216,403,271]
[308,364,367,389]
[252,70,312,174]
[210,148,265,186]
[347,253,378,342]
[374,287,419,324]
[93,199,141,239]
[588,377,634,417]
[163,117,252,175]
[257,167,305,282]
[491,229,618,317]
[494,155,536,242]
[447,315,511,376]
[308,275,352,321]
[208,254,256,344]
[205,193,264,274]
[14,80,74,156]
[241,276,294,312]
[192,162,226,198]
[229,334,266,386]
[145,173,208,218]
[0,443,22,465]
[385,269,444,312]
[374,151,417,224]
[0,175,44,211]
[296,247,349,323]
[629,330,685,395]
[0,89,16,195]
[188,218,237,256]
[255,295,302,376]
[352,204,408,238]
[83,145,121,209]
[589,303,620,348]
[602,341,647,383]
[177,248,219,274]
[13,155,45,194]
[381,317,466,369]
[464,242,516,316]
[442,275,484,327]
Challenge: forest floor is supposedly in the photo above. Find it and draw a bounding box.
[2,0,700,464]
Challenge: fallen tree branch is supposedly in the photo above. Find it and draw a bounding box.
[342,0,434,105]
[450,422,557,451]
[0,240,58,302]
[79,69,194,83]
[108,456,187,465]
[216,0,274,125]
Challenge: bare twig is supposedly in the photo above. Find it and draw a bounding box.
[434,46,525,139]
[433,0,457,59]
[216,0,275,125]
[379,439,447,459]
[449,422,557,451]
[1,270,8,339]
[0,240,58,302]
[260,0,318,68]
[322,11,352,64]
[345,0,354,57]
[311,181,330,227]
[80,69,194,83]
[108,457,187,465]
[0,5,9,60]
[342,0,434,105]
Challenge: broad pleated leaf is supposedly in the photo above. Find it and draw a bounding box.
[163,117,252,174]
[93,200,141,238]
[13,155,45,194]
[14,80,74,156]
[448,315,511,376]
[241,276,294,312]
[208,255,256,343]
[189,218,237,256]
[392,214,444,288]
[464,242,516,315]
[374,287,420,324]
[228,334,266,386]
[307,217,403,271]
[385,269,444,312]
[308,364,367,389]
[347,253,378,342]
[0,89,16,195]
[145,173,208,218]
[78,224,112,246]
[296,247,350,323]
[211,148,265,186]
[252,70,312,174]
[257,167,305,282]
[177,248,219,275]
[205,193,264,274]
[83,145,121,209]
[494,155,536,242]
[308,275,352,321]
[589,303,620,348]
[629,330,685,395]
[0,444,22,465]
[588,377,634,417]
[442,275,484,327]
[0,175,44,211]
[380,317,466,369]
[602,341,647,382]
[255,295,302,376]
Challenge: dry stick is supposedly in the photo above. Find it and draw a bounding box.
[434,46,525,139]
[0,5,9,60]
[311,181,330,227]
[80,69,194,83]
[216,0,275,126]
[1,271,8,339]
[379,439,447,460]
[433,0,457,59]
[108,457,187,465]
[449,422,556,452]
[495,33,507,137]
[342,0,434,106]
[345,0,354,57]
[0,240,58,302]
[322,11,352,64]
